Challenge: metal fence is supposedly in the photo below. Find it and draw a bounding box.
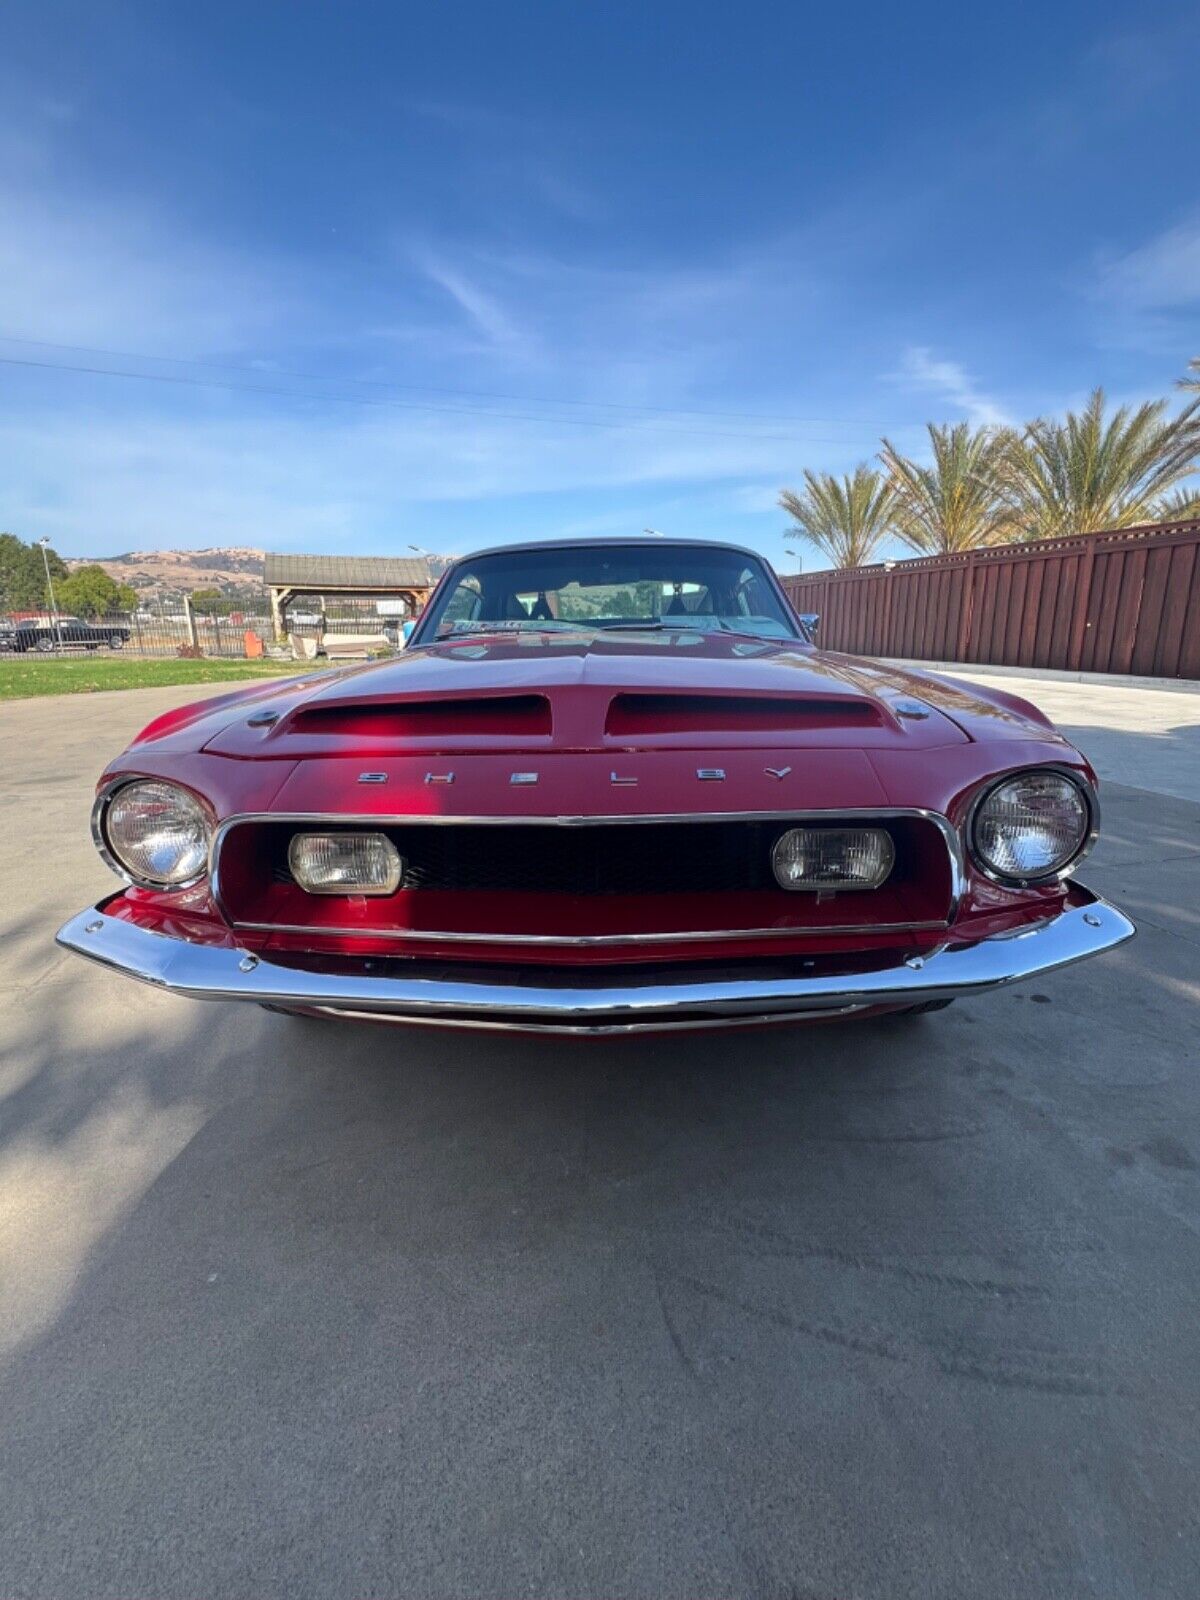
[781,519,1200,680]
[0,608,275,658]
[1,596,412,659]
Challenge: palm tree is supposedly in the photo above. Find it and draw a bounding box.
[779,466,897,569]
[1153,485,1200,521]
[1002,388,1200,538]
[1179,357,1200,391]
[879,422,1017,555]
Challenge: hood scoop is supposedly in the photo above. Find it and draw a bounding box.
[279,693,553,750]
[606,693,886,739]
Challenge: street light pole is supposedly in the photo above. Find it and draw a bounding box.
[408,543,451,591]
[37,538,63,650]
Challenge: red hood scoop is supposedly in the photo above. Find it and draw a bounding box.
[202,632,969,756]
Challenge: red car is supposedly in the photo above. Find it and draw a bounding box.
[58,538,1133,1035]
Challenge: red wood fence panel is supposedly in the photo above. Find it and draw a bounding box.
[780,519,1200,679]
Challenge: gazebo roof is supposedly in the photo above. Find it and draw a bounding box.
[263,553,434,590]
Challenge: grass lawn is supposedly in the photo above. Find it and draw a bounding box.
[0,655,327,701]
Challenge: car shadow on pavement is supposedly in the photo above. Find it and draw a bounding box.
[1,783,1199,1597]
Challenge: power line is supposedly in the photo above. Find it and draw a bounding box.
[0,333,892,430]
[0,353,869,444]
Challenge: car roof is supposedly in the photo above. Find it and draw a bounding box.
[448,536,769,566]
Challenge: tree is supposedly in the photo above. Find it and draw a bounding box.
[55,564,138,617]
[1153,486,1200,521]
[190,585,238,615]
[779,465,898,569]
[1178,357,1200,392]
[880,422,1017,555]
[1002,388,1200,539]
[0,533,68,611]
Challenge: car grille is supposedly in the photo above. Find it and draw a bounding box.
[218,813,956,951]
[271,820,786,896]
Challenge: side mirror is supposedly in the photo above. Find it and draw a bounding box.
[798,612,819,643]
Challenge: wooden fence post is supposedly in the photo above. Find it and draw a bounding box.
[956,553,977,662]
[1066,536,1097,672]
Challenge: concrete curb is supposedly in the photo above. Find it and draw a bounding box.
[885,659,1200,696]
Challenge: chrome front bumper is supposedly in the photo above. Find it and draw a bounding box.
[55,887,1135,1035]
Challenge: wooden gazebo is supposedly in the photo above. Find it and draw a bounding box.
[263,553,435,639]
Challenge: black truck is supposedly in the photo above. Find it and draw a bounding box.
[0,616,132,652]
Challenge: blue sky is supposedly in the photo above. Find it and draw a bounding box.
[1,0,1197,571]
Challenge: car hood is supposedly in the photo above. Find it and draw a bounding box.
[159,630,1069,762]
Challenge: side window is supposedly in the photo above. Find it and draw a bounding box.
[735,566,768,616]
[440,575,483,627]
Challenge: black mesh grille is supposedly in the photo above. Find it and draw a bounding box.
[400,821,779,894]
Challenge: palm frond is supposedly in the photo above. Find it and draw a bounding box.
[879,422,1016,554]
[779,465,897,568]
[1153,485,1200,521]
[1178,357,1200,392]
[1003,388,1200,538]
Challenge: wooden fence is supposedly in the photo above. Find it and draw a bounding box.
[780,519,1200,679]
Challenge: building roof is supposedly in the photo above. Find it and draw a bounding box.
[263,553,434,590]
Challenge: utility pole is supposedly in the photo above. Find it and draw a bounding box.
[182,594,200,653]
[37,538,63,650]
[408,544,447,612]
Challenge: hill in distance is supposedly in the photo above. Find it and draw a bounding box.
[66,547,266,596]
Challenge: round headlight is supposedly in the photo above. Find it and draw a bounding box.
[970,771,1090,883]
[101,780,212,888]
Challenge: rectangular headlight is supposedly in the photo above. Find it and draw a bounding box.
[771,827,894,891]
[288,832,404,895]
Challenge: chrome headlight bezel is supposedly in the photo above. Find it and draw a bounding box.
[92,777,215,891]
[965,767,1098,888]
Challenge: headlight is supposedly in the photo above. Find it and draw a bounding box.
[970,771,1091,883]
[100,779,212,888]
[288,832,404,895]
[771,827,895,891]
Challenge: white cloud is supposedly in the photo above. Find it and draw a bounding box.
[1093,218,1200,310]
[726,484,783,514]
[891,346,1011,427]
[0,397,813,555]
[405,244,528,352]
[0,173,855,553]
[0,107,878,557]
[0,160,296,356]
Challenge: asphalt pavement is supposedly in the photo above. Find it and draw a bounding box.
[1,679,1198,1599]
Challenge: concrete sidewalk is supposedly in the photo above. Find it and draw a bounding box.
[2,681,1198,1599]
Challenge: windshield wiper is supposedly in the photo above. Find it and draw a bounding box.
[441,621,581,637]
[593,621,696,632]
[595,620,789,643]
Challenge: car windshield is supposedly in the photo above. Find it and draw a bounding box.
[418,544,798,642]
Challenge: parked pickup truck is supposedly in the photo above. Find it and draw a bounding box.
[0,616,132,652]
